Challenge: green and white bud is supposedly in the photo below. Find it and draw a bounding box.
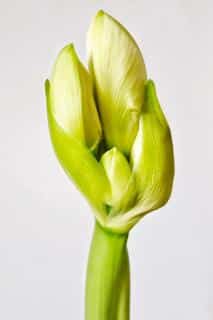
[50,44,102,151]
[100,148,136,214]
[87,10,147,155]
[45,13,175,320]
[45,12,174,234]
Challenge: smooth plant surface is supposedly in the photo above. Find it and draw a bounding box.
[45,10,175,320]
[45,10,174,234]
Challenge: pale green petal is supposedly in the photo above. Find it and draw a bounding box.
[87,10,147,154]
[50,44,102,151]
[45,80,110,224]
[100,147,136,214]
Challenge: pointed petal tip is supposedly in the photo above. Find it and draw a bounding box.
[144,79,169,128]
[44,79,50,92]
[96,9,105,17]
[91,10,118,31]
[146,79,155,89]
[44,79,50,91]
[144,80,158,102]
[59,43,77,58]
[94,10,120,22]
[145,80,157,104]
[44,79,51,104]
[101,146,118,163]
[44,79,52,119]
[62,42,75,51]
[53,43,79,67]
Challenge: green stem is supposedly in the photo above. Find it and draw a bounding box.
[116,250,130,320]
[85,221,130,320]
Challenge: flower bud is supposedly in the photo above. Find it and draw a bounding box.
[45,11,175,234]
[50,44,102,151]
[100,148,136,214]
[87,10,147,155]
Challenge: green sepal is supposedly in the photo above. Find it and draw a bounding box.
[105,80,174,233]
[131,80,174,211]
[45,80,110,224]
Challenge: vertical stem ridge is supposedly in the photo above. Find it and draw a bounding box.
[85,221,130,320]
[116,249,130,320]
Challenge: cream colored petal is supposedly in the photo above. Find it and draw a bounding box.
[88,10,147,154]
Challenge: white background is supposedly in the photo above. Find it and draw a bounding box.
[1,0,213,319]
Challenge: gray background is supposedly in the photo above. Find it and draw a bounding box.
[1,0,213,319]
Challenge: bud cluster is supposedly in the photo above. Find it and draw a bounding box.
[45,10,174,233]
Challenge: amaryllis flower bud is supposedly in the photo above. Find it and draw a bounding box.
[45,11,174,234]
[45,11,175,320]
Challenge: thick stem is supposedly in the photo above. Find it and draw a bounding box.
[85,221,130,320]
